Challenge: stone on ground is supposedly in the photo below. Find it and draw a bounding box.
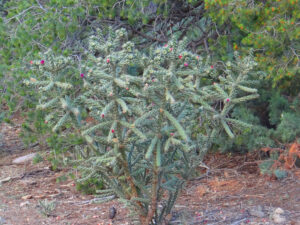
[12,153,36,164]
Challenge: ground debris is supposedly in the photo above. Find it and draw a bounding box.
[249,205,265,218]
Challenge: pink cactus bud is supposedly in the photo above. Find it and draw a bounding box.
[184,63,189,67]
[80,73,84,78]
[40,60,45,65]
[106,58,110,63]
[178,55,182,59]
[30,60,33,64]
[170,133,174,136]
[226,98,230,102]
[111,129,115,133]
[101,114,105,118]
[210,65,214,69]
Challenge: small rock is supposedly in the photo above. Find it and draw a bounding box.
[12,153,36,164]
[274,207,284,214]
[271,208,286,224]
[0,177,11,185]
[249,205,265,218]
[20,201,30,207]
[21,195,33,200]
[109,206,117,219]
[272,213,286,224]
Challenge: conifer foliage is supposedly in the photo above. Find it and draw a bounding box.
[25,28,261,224]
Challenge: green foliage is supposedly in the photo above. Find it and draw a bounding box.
[269,92,290,126]
[19,110,49,146]
[29,27,261,224]
[274,169,288,180]
[0,0,204,114]
[56,175,68,183]
[214,90,300,153]
[259,159,275,176]
[214,106,275,153]
[76,177,104,195]
[275,112,300,143]
[205,0,299,92]
[259,150,280,175]
[32,153,43,164]
[0,0,87,113]
[36,199,56,217]
[45,132,85,171]
[259,151,288,180]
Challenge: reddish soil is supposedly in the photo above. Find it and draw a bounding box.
[0,119,299,225]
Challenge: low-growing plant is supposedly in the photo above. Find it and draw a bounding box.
[25,28,262,224]
[56,175,68,183]
[259,150,281,177]
[36,199,56,217]
[260,142,300,179]
[32,153,43,164]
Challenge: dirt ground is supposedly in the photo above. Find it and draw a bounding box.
[0,119,299,225]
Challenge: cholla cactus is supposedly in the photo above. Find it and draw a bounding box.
[25,28,261,225]
[191,51,261,151]
[24,50,81,133]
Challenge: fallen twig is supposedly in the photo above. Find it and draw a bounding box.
[68,195,116,205]
[190,170,211,181]
[228,217,248,225]
[0,168,51,186]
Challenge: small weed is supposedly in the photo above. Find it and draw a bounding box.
[32,153,43,164]
[56,175,68,183]
[36,199,56,217]
[259,141,300,179]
